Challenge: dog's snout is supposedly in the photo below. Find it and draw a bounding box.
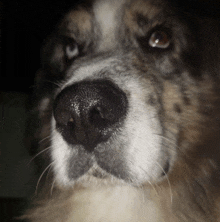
[53,80,128,151]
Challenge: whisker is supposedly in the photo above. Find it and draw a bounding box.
[39,136,51,144]
[131,163,160,200]
[155,162,173,204]
[50,179,56,196]
[35,162,54,195]
[147,180,159,198]
[28,146,52,165]
[46,163,53,180]
[155,133,183,152]
[157,133,194,159]
[42,80,62,88]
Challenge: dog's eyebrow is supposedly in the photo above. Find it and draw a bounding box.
[123,0,164,35]
[136,13,149,28]
[59,9,93,38]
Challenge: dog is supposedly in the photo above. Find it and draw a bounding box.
[22,0,220,221]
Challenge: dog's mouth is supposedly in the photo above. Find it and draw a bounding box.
[66,144,130,182]
[65,144,171,186]
[52,79,168,186]
[90,168,108,179]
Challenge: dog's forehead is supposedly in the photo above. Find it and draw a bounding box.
[62,0,165,46]
[93,0,126,50]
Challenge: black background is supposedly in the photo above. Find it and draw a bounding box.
[2,0,81,93]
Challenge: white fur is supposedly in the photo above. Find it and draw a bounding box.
[123,80,163,183]
[51,118,73,186]
[68,186,163,222]
[93,0,125,50]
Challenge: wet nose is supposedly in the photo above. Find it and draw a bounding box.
[53,80,128,152]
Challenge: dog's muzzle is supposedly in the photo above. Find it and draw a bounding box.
[53,80,128,151]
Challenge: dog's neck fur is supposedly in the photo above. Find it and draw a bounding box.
[23,178,220,222]
[68,185,162,222]
[40,185,173,222]
[25,182,179,222]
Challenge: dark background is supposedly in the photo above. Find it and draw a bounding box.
[2,0,81,93]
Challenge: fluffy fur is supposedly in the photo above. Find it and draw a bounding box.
[23,0,220,221]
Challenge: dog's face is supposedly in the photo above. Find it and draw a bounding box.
[37,0,220,188]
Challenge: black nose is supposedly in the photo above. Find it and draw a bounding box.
[53,80,128,151]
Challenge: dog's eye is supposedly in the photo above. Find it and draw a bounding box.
[149,31,170,49]
[66,41,79,60]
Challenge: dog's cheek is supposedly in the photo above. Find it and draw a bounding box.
[158,80,184,171]
[162,80,183,131]
[162,76,203,148]
[119,82,164,183]
[162,74,217,160]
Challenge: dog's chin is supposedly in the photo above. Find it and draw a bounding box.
[56,159,170,189]
[56,165,126,188]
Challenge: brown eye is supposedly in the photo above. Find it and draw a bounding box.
[149,31,170,48]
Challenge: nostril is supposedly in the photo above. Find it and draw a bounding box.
[89,106,115,127]
[96,106,115,121]
[94,106,106,119]
[55,110,72,127]
[67,117,75,129]
[90,106,104,121]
